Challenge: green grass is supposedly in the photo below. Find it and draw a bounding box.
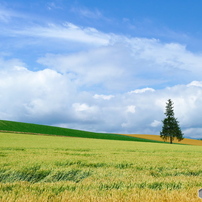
[0,132,202,201]
[0,120,163,143]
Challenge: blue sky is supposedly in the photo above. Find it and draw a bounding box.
[1,0,202,138]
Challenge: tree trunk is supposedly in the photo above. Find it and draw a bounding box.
[170,136,172,144]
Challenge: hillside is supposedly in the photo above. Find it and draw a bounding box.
[121,134,202,146]
[1,120,199,145]
[0,120,162,143]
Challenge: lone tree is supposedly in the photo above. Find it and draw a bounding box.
[160,99,184,144]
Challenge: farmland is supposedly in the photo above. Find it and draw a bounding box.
[0,120,162,143]
[122,134,202,146]
[0,131,202,201]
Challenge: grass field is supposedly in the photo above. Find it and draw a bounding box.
[0,120,163,143]
[0,132,202,202]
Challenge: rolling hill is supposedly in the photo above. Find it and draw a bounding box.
[0,120,161,143]
[121,134,202,146]
[0,120,201,145]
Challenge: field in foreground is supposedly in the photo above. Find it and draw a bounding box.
[0,132,202,202]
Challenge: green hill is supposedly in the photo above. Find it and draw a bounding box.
[0,120,163,143]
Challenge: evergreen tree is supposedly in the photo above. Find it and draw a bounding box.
[160,99,184,144]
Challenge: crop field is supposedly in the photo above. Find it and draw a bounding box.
[0,132,202,202]
[122,134,202,146]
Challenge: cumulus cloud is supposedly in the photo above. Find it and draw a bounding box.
[1,58,202,139]
[2,17,202,89]
[36,31,202,93]
[0,62,75,124]
[37,46,127,92]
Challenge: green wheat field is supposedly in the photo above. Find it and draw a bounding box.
[0,120,202,201]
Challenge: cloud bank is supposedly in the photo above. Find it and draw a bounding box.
[1,12,202,139]
[1,57,202,138]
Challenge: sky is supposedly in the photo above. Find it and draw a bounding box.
[1,0,202,138]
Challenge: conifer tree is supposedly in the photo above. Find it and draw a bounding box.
[160,99,184,144]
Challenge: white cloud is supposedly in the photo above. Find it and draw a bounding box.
[129,88,155,94]
[93,94,114,100]
[34,29,202,93]
[72,103,99,122]
[0,57,25,70]
[1,60,202,138]
[126,105,136,113]
[37,46,126,91]
[150,120,161,127]
[0,64,75,124]
[73,103,97,112]
[2,19,202,90]
[187,81,202,87]
[2,17,202,138]
[12,23,111,46]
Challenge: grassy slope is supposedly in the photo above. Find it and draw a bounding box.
[121,134,202,146]
[0,120,163,143]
